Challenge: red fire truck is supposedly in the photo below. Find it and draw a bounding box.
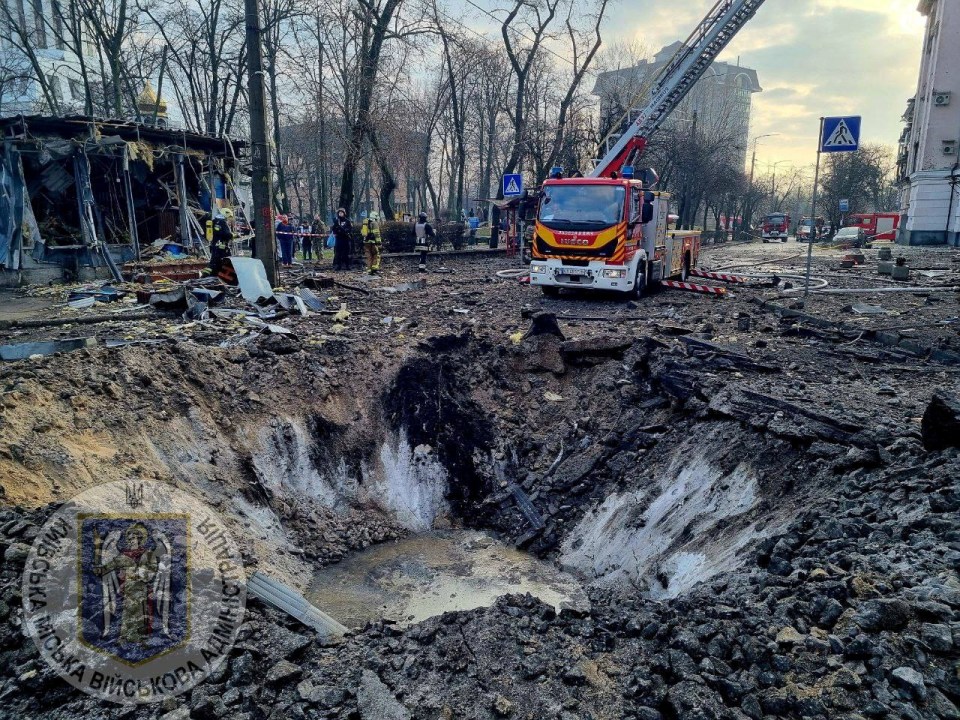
[530,172,698,297]
[847,213,899,243]
[761,212,790,242]
[528,0,767,297]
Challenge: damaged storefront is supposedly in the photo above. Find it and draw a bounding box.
[0,116,247,286]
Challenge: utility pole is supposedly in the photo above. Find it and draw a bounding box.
[804,117,825,298]
[244,0,277,285]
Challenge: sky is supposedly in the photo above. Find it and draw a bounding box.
[600,0,928,173]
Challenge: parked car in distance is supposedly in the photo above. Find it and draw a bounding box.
[833,226,867,248]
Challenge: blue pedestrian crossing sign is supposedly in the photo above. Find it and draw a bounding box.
[503,173,523,197]
[821,116,861,153]
[839,199,849,213]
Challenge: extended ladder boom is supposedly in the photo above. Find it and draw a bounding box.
[590,0,767,178]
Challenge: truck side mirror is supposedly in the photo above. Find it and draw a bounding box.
[641,201,654,224]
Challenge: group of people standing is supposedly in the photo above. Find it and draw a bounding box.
[275,215,327,267]
[256,207,447,275]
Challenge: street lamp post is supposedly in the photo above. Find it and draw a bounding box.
[768,160,791,207]
[748,133,779,187]
[743,133,779,239]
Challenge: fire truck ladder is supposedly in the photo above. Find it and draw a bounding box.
[590,0,767,178]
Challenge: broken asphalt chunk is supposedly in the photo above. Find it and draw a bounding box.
[921,390,960,451]
[522,312,565,341]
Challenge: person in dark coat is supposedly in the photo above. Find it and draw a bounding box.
[276,214,295,267]
[331,208,353,271]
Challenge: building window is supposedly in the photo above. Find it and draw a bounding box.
[50,0,64,49]
[31,0,46,47]
[69,78,83,100]
[48,75,62,105]
[15,0,28,35]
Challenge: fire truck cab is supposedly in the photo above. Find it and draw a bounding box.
[847,213,900,243]
[529,170,699,297]
[762,212,790,242]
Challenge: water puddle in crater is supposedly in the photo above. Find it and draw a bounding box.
[305,530,589,629]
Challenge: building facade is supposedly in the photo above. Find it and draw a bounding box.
[897,0,960,246]
[592,42,762,169]
[0,0,96,115]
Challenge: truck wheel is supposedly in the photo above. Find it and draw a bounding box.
[541,285,559,297]
[631,262,647,299]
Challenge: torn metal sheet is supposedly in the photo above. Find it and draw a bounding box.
[850,303,890,315]
[218,332,258,349]
[0,337,97,360]
[189,288,224,306]
[67,296,96,310]
[247,571,347,638]
[510,485,545,530]
[298,287,326,311]
[149,286,188,310]
[245,316,292,334]
[183,297,209,321]
[210,308,255,319]
[68,286,125,304]
[271,293,307,315]
[231,256,273,304]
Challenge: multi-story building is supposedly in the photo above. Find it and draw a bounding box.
[0,0,96,115]
[897,0,960,246]
[592,41,762,169]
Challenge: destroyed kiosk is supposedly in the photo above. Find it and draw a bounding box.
[0,115,247,287]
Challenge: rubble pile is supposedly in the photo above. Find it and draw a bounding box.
[0,244,958,719]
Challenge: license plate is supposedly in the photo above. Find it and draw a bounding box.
[558,267,590,277]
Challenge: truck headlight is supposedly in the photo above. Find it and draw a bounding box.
[530,264,547,274]
[603,268,627,279]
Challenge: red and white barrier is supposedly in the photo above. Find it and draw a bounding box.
[690,269,747,283]
[661,280,728,296]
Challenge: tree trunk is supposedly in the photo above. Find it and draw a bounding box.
[337,0,403,214]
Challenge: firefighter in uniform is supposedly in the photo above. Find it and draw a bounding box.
[206,214,233,275]
[361,212,382,275]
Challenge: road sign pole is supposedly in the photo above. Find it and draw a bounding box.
[804,116,825,299]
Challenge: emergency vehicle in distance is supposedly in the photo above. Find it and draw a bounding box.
[846,212,900,242]
[528,0,767,297]
[761,212,790,242]
[797,216,826,241]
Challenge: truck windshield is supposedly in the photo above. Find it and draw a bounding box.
[538,185,625,229]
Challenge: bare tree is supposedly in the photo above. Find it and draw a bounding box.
[499,0,560,184]
[335,0,405,214]
[138,0,247,135]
